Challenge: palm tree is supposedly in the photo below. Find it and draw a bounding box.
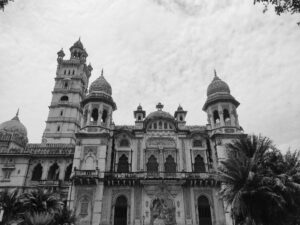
[218,135,298,225]
[0,188,23,225]
[20,189,63,215]
[23,212,53,225]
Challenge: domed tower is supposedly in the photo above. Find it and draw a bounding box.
[0,110,28,148]
[80,70,117,131]
[69,70,116,224]
[203,70,240,132]
[42,39,93,144]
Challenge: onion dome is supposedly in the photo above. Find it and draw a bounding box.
[0,110,28,146]
[89,70,112,96]
[70,38,84,50]
[203,70,239,111]
[207,70,230,96]
[146,102,174,120]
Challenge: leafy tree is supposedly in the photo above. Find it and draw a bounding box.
[0,0,13,11]
[0,189,24,225]
[219,134,300,225]
[254,0,300,15]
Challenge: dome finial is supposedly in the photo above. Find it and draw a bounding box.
[16,108,19,117]
[214,69,218,78]
[156,102,164,111]
[101,68,104,77]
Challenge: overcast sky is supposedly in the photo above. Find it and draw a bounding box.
[0,0,299,151]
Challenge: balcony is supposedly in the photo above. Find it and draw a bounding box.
[72,169,100,185]
[103,171,220,187]
[38,180,61,187]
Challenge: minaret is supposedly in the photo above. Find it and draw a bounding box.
[42,39,93,144]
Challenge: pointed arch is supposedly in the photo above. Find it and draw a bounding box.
[164,155,176,174]
[117,154,129,173]
[31,163,43,181]
[114,195,128,225]
[147,155,159,174]
[64,163,72,181]
[194,155,206,173]
[198,196,212,225]
[47,162,60,180]
[213,110,220,124]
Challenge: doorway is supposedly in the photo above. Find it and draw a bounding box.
[114,195,127,225]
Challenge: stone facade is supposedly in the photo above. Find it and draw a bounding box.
[0,40,246,225]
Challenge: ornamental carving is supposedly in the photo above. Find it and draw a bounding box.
[83,146,97,157]
[146,138,176,148]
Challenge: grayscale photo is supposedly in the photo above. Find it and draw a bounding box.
[0,1,299,225]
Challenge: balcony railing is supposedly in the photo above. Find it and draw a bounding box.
[71,169,220,187]
[38,180,61,186]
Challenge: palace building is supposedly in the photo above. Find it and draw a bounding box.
[0,39,244,225]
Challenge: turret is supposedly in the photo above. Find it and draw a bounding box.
[174,105,187,128]
[80,69,117,132]
[203,70,240,132]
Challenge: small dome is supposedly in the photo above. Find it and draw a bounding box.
[146,110,174,120]
[146,102,174,120]
[207,72,230,96]
[0,112,27,138]
[89,71,112,96]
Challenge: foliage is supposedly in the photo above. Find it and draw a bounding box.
[0,188,23,225]
[219,134,300,225]
[20,189,63,215]
[23,212,54,225]
[0,188,75,225]
[0,0,13,11]
[254,0,300,15]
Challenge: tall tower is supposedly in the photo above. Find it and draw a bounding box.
[69,71,117,225]
[42,39,93,144]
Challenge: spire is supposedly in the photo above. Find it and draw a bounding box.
[16,108,19,117]
[12,108,20,121]
[101,68,104,77]
[214,69,218,78]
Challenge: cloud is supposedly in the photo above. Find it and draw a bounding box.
[0,0,299,151]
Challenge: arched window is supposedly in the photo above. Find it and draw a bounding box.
[114,195,128,225]
[179,116,183,121]
[72,70,75,75]
[194,155,206,173]
[147,155,159,174]
[64,164,72,181]
[213,110,220,124]
[102,109,108,123]
[193,139,202,147]
[57,125,61,132]
[198,196,212,225]
[158,121,162,129]
[60,110,63,116]
[153,123,157,129]
[164,122,168,129]
[223,109,230,121]
[64,70,66,75]
[47,163,60,180]
[164,155,176,174]
[60,96,68,102]
[31,163,43,181]
[79,197,89,216]
[68,70,70,75]
[91,108,98,122]
[117,154,129,173]
[120,139,130,147]
[64,82,68,89]
[138,115,141,121]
